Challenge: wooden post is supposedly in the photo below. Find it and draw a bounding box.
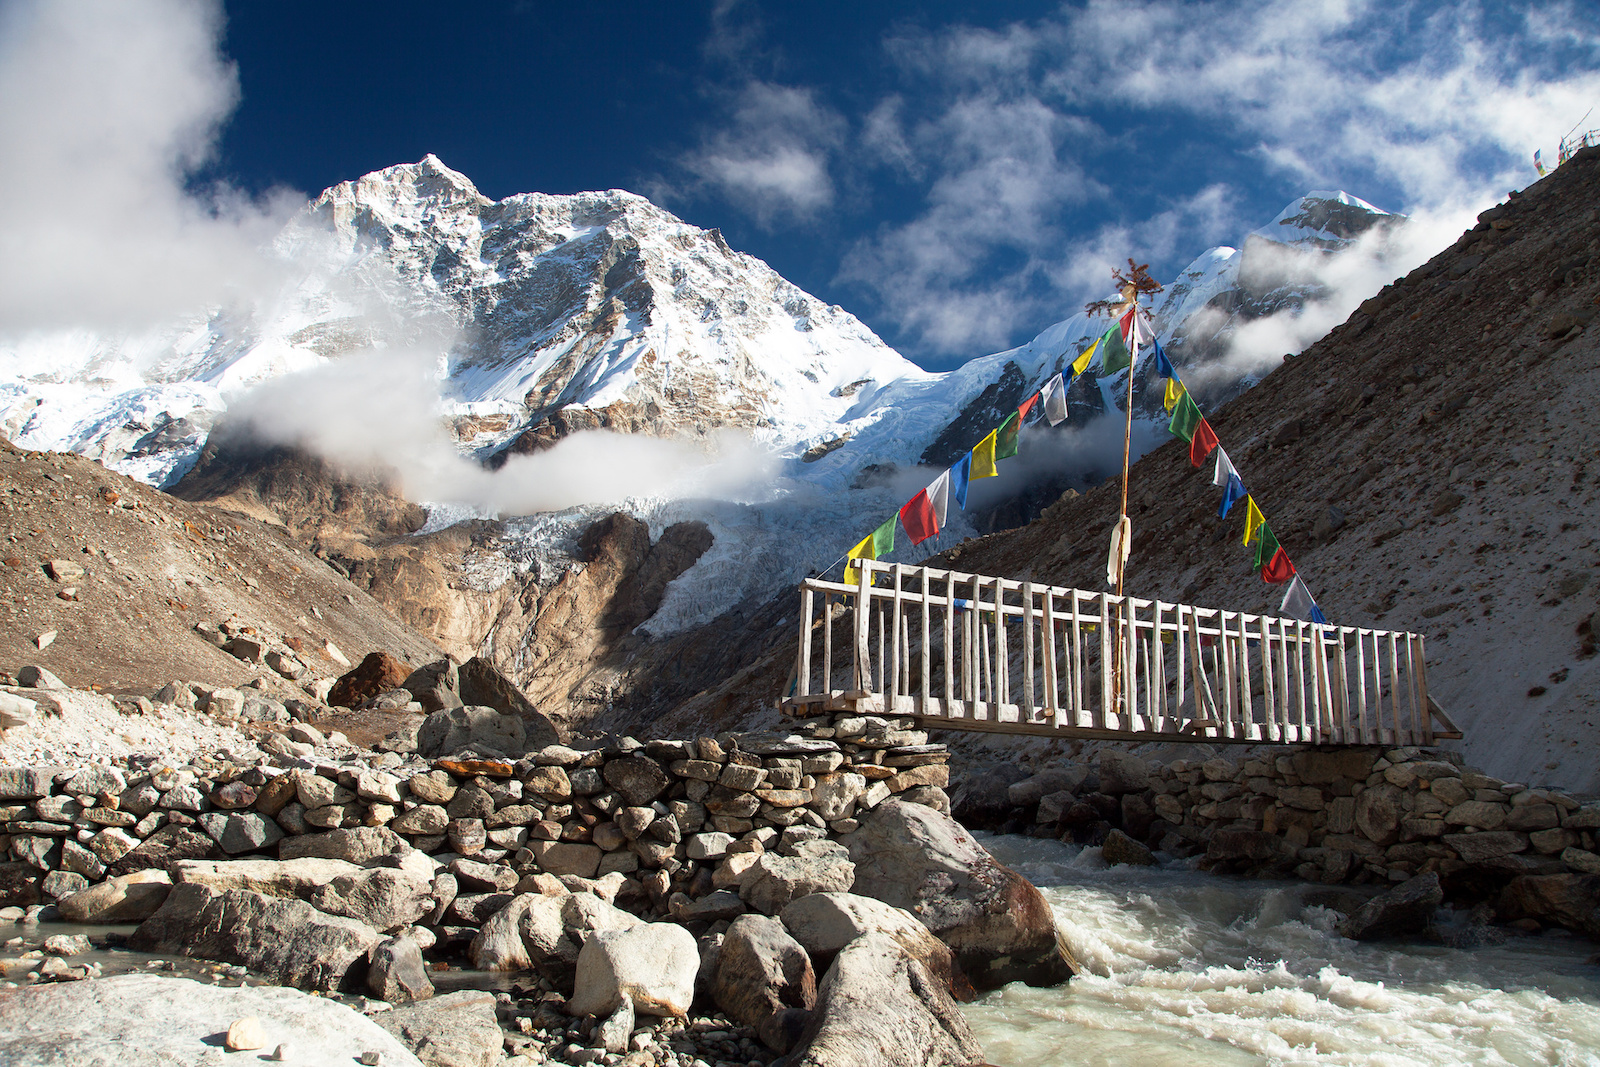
[1387,632,1404,745]
[1236,612,1255,740]
[1098,593,1114,730]
[944,573,957,715]
[1354,628,1370,744]
[889,563,904,705]
[1021,582,1037,720]
[994,581,1010,714]
[822,594,834,696]
[854,565,872,691]
[920,569,932,716]
[1258,614,1277,741]
[1174,605,1188,726]
[1042,587,1060,726]
[1414,634,1432,745]
[1218,613,1235,739]
[1070,591,1085,726]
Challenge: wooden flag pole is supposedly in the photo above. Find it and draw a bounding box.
[1086,261,1163,713]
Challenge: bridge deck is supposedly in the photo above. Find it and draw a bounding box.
[779,561,1459,747]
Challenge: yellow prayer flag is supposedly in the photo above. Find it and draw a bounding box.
[1163,378,1186,413]
[1071,339,1098,377]
[843,533,875,588]
[1242,496,1265,548]
[971,430,998,479]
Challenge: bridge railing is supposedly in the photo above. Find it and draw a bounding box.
[782,560,1459,746]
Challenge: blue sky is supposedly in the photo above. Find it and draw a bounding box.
[5,1,1600,368]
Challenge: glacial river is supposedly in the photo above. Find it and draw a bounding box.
[963,835,1600,1066]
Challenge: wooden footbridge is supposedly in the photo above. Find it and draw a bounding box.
[780,560,1460,746]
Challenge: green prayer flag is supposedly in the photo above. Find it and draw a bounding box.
[1254,523,1280,569]
[994,411,1020,461]
[1168,392,1202,442]
[870,515,895,557]
[1098,323,1132,375]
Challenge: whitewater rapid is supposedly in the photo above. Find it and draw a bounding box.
[964,835,1600,1066]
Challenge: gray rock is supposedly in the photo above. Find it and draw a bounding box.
[0,862,41,907]
[779,892,967,999]
[1444,831,1530,862]
[63,764,126,796]
[368,935,434,1005]
[0,766,54,800]
[0,974,422,1067]
[1101,829,1156,866]
[217,811,285,855]
[602,755,669,806]
[173,857,360,897]
[57,870,172,923]
[740,852,855,916]
[130,883,381,991]
[1006,766,1088,807]
[842,799,1075,989]
[455,656,560,750]
[566,921,699,1019]
[15,664,67,688]
[596,999,634,1055]
[308,868,435,932]
[416,705,525,759]
[1097,752,1150,795]
[42,871,89,900]
[1338,873,1443,940]
[375,990,503,1067]
[712,914,817,1052]
[280,826,408,865]
[785,933,984,1067]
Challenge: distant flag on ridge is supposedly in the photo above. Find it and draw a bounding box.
[900,487,940,545]
[1169,391,1202,441]
[971,430,999,479]
[1535,149,1547,176]
[1280,575,1316,620]
[1152,339,1176,380]
[1072,338,1099,377]
[1098,321,1133,376]
[950,452,972,510]
[844,516,896,587]
[1212,447,1238,490]
[1242,496,1265,548]
[1218,473,1247,519]
[925,470,951,529]
[1189,417,1219,467]
[1164,377,1186,413]
[1040,373,1068,425]
[994,410,1021,461]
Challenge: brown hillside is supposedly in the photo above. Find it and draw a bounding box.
[638,147,1600,792]
[0,436,442,696]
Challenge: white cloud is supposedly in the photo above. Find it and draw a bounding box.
[833,0,1600,363]
[679,82,845,227]
[0,0,298,333]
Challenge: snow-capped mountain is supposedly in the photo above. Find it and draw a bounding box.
[0,161,1399,633]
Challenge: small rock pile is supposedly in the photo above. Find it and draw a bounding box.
[957,744,1600,938]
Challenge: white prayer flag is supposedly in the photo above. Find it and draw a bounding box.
[1041,373,1068,425]
[1212,447,1238,489]
[926,470,950,529]
[1106,514,1132,589]
[1280,575,1316,620]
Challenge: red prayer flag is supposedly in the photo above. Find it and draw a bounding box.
[1188,417,1219,467]
[899,489,939,545]
[1118,306,1136,343]
[1018,392,1040,420]
[1261,547,1296,585]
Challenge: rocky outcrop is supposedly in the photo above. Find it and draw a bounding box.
[779,891,970,1001]
[786,933,985,1067]
[566,921,700,1019]
[844,799,1075,988]
[1338,873,1444,940]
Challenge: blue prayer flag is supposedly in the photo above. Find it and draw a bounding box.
[1153,339,1177,380]
[1309,604,1328,625]
[1218,472,1247,519]
[950,452,971,510]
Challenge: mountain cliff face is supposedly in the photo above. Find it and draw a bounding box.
[0,158,1406,730]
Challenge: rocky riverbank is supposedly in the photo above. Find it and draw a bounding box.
[954,743,1600,940]
[0,663,1071,1066]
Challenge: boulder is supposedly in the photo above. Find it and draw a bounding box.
[368,935,434,1005]
[948,764,1029,827]
[1290,748,1380,784]
[712,914,816,1053]
[566,921,699,1019]
[779,891,969,999]
[328,652,412,709]
[1006,765,1088,807]
[842,799,1074,988]
[0,974,421,1067]
[309,867,435,931]
[740,852,855,915]
[129,883,380,991]
[174,857,361,897]
[602,754,670,806]
[1097,752,1150,795]
[468,892,541,971]
[1498,873,1600,938]
[1338,873,1443,940]
[106,826,217,877]
[785,933,984,1067]
[57,870,172,923]
[376,990,503,1067]
[402,658,463,714]
[279,826,407,864]
[456,655,560,750]
[416,705,525,759]
[1101,828,1156,867]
